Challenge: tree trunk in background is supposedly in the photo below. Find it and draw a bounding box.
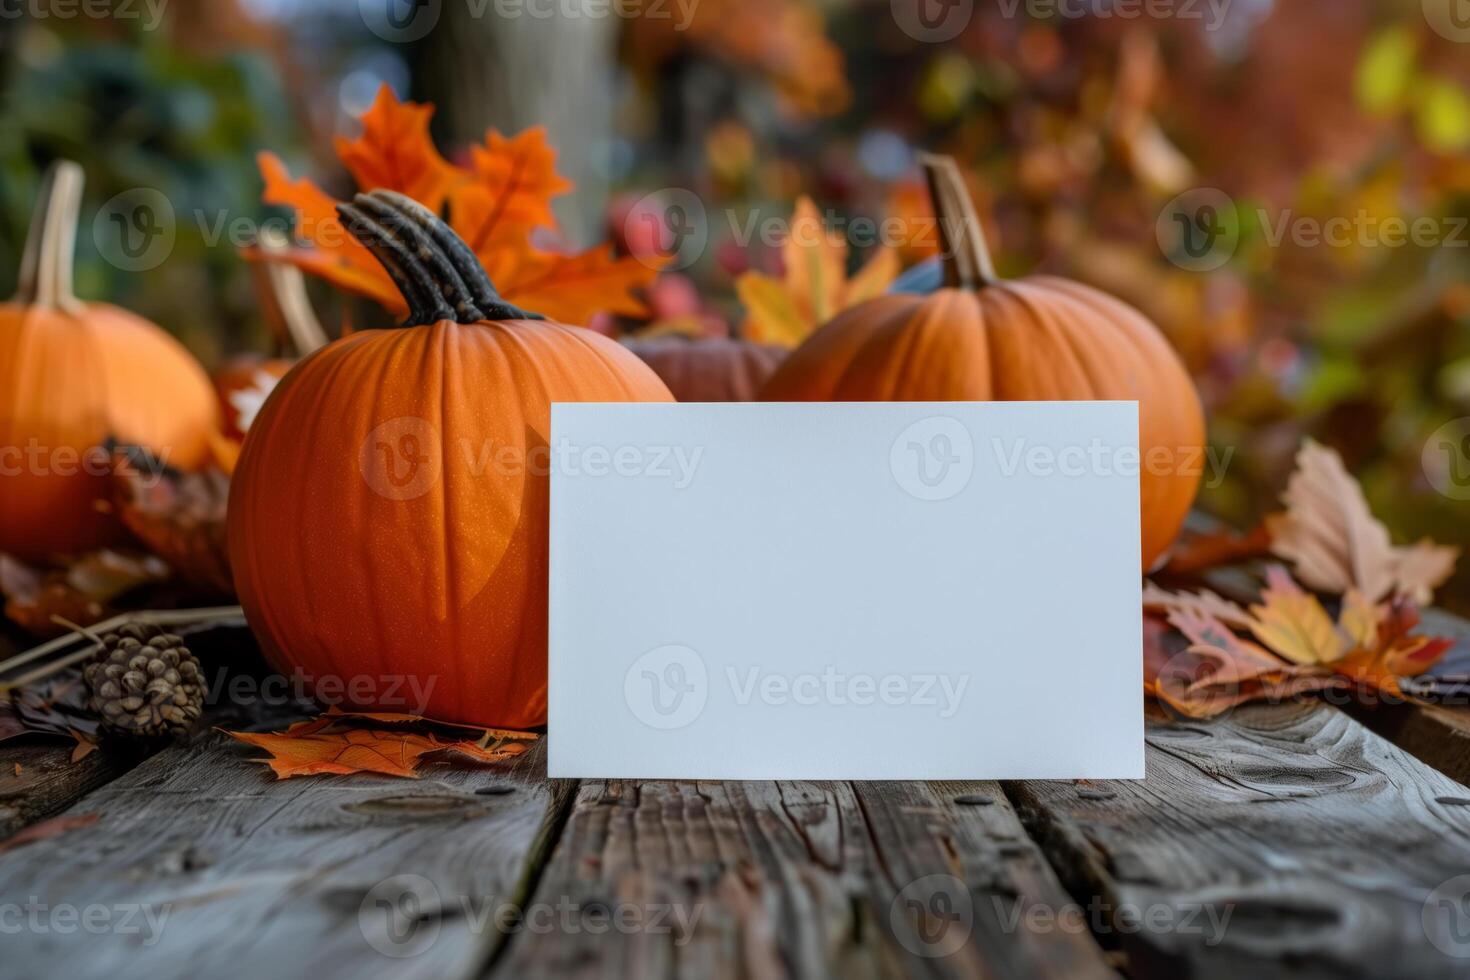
[416,6,618,244]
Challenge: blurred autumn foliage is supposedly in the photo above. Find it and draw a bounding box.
[1,0,1468,608]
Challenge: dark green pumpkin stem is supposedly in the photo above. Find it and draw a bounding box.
[918,152,998,290]
[336,190,544,327]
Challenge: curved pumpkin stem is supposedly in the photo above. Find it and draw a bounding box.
[257,227,330,357]
[918,153,998,290]
[336,191,543,327]
[14,160,85,313]
[371,190,542,321]
[337,200,456,324]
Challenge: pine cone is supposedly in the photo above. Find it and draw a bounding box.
[82,623,204,739]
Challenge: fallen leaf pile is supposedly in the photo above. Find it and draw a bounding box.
[222,707,538,780]
[0,670,99,761]
[1145,440,1459,717]
[1265,440,1457,604]
[736,196,898,347]
[261,85,660,326]
[0,551,170,638]
[111,453,233,599]
[1,671,95,741]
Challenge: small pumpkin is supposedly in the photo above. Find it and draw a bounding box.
[0,161,218,563]
[228,190,673,728]
[624,336,786,402]
[761,154,1205,568]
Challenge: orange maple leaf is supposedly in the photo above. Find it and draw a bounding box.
[1332,599,1454,699]
[461,128,571,240]
[737,196,899,347]
[224,721,530,780]
[259,151,397,309]
[259,86,659,325]
[332,84,462,211]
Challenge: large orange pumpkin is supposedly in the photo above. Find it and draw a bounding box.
[0,161,217,563]
[761,155,1205,568]
[228,190,673,728]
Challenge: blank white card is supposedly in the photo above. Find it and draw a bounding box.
[548,401,1143,780]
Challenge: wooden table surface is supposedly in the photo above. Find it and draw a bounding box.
[4,614,1470,980]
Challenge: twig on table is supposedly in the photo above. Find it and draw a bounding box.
[0,606,244,692]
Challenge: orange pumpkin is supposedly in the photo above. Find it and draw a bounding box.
[0,161,217,563]
[228,190,673,728]
[624,336,786,402]
[761,155,1205,568]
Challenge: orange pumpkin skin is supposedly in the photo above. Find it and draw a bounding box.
[0,164,217,563]
[228,192,673,728]
[760,158,1205,569]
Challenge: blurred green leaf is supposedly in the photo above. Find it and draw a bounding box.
[1414,77,1470,153]
[1354,27,1417,115]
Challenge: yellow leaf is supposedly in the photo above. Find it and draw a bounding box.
[737,272,811,347]
[844,248,901,307]
[1337,589,1380,651]
[738,198,902,347]
[1247,567,1343,665]
[784,196,847,326]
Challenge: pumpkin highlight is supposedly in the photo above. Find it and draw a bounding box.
[0,161,217,562]
[228,190,672,728]
[760,155,1206,568]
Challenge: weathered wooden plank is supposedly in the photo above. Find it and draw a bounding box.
[489,777,1115,979]
[1009,702,1470,979]
[0,621,274,840]
[1347,608,1470,785]
[0,740,147,838]
[0,732,566,980]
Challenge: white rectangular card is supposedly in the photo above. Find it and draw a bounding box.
[548,401,1143,780]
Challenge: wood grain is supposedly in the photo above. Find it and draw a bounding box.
[0,733,566,980]
[0,739,148,838]
[1009,702,1470,979]
[490,777,1114,979]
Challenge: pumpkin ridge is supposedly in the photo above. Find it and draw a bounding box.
[283,334,384,690]
[831,295,924,398]
[994,281,1110,399]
